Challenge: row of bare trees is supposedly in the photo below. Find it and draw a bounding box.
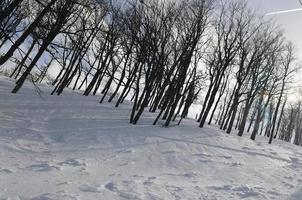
[193,1,299,145]
[0,0,300,145]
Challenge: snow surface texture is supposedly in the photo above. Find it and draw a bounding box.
[0,77,302,200]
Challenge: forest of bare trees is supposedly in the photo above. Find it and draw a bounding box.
[0,0,301,146]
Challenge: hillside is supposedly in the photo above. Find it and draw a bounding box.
[0,77,302,200]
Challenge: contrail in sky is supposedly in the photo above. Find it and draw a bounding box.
[266,8,302,16]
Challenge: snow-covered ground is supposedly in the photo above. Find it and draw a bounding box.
[0,77,302,200]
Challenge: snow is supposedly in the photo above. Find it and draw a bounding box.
[0,76,302,200]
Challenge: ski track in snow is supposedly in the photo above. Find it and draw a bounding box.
[0,77,302,200]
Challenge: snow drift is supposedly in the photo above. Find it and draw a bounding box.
[0,77,302,200]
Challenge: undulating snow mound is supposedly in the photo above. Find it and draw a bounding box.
[0,77,302,200]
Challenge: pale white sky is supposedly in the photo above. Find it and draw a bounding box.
[247,0,302,55]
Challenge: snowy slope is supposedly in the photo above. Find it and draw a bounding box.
[0,77,302,200]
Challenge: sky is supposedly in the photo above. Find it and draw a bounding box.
[247,0,302,56]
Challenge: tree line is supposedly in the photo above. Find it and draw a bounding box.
[0,0,301,145]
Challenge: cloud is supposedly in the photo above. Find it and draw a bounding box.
[266,8,302,16]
